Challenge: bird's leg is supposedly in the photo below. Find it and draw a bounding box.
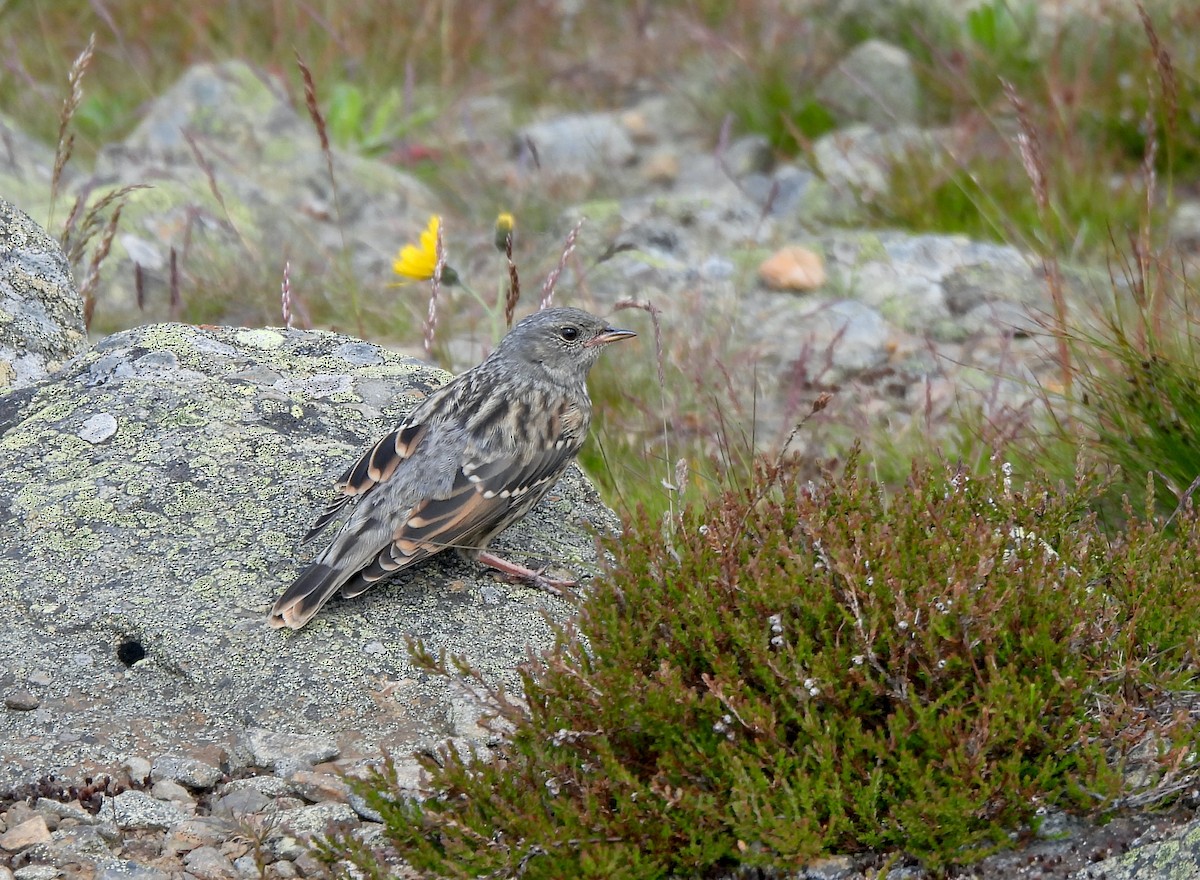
[476,550,578,596]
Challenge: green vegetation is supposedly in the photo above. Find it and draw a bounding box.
[322,454,1200,876]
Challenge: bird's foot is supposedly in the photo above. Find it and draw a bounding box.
[477,550,578,596]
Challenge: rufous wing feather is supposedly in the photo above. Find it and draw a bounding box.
[301,420,428,544]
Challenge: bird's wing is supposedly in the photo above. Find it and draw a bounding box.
[348,434,579,588]
[301,418,429,544]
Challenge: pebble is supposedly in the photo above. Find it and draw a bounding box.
[183,845,238,879]
[3,690,40,711]
[276,802,358,838]
[162,817,235,857]
[12,867,59,880]
[78,412,119,443]
[286,770,350,804]
[151,754,224,791]
[240,728,339,773]
[292,853,325,878]
[106,791,188,831]
[95,862,171,880]
[758,246,828,291]
[149,779,195,805]
[122,756,153,785]
[211,787,272,819]
[268,861,298,879]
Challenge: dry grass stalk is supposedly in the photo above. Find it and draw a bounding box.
[183,130,255,258]
[281,260,294,330]
[168,247,181,322]
[50,33,95,220]
[613,298,674,515]
[60,184,148,266]
[1002,78,1071,399]
[295,50,358,335]
[503,230,520,329]
[295,50,342,232]
[78,202,122,330]
[1137,2,1177,141]
[424,219,447,358]
[540,218,585,310]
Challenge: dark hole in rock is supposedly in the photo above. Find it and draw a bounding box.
[116,638,146,667]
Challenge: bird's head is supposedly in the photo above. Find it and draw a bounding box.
[497,307,636,384]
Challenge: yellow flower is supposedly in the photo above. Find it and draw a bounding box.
[493,211,515,252]
[393,215,458,285]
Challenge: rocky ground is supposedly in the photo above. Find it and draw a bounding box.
[5,6,1200,878]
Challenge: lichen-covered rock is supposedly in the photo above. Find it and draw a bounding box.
[0,199,87,392]
[83,60,437,331]
[0,321,617,789]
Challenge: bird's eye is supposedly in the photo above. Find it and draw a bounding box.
[559,326,580,342]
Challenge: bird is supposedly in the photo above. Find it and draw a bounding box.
[268,307,636,630]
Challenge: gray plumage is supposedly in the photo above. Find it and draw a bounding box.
[268,307,636,630]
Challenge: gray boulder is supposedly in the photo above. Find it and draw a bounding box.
[515,112,637,187]
[0,199,87,392]
[76,60,437,332]
[815,38,921,128]
[0,319,616,789]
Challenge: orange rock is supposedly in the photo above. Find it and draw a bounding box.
[758,246,827,291]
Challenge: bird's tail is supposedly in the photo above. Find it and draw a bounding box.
[268,557,352,630]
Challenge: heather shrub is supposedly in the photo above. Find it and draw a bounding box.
[323,453,1200,877]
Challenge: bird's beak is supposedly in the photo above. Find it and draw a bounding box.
[585,327,637,348]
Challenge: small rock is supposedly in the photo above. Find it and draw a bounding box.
[151,753,224,790]
[162,817,235,857]
[6,803,38,828]
[12,867,59,880]
[242,728,339,774]
[292,854,325,878]
[150,779,195,805]
[78,413,119,443]
[816,38,920,128]
[277,802,359,838]
[354,822,386,847]
[721,134,774,177]
[33,800,96,826]
[515,112,636,177]
[0,816,51,851]
[23,824,113,867]
[121,756,152,785]
[184,845,238,880]
[287,770,350,804]
[268,861,298,879]
[3,690,40,711]
[268,835,305,862]
[221,775,293,798]
[759,246,828,291]
[95,861,171,880]
[26,671,51,688]
[618,108,655,143]
[640,150,680,185]
[233,854,262,878]
[210,788,271,818]
[106,791,187,831]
